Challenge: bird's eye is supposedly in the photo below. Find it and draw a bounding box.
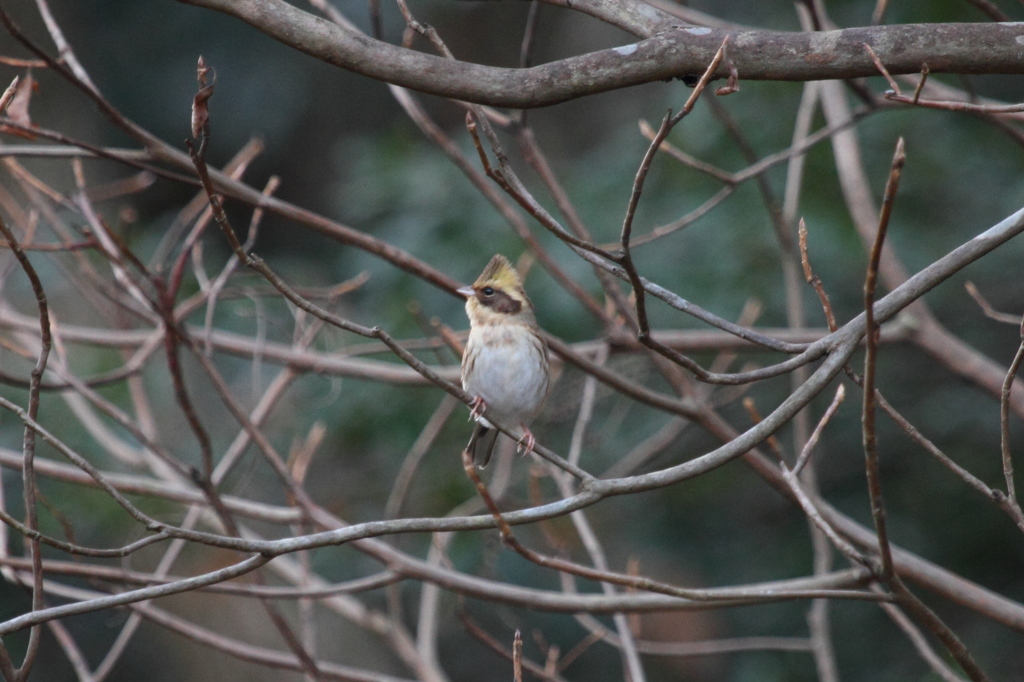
[481,286,495,297]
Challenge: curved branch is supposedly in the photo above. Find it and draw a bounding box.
[176,0,1024,108]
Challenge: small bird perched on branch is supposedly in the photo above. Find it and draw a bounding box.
[459,254,550,466]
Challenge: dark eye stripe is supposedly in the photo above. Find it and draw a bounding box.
[478,288,522,314]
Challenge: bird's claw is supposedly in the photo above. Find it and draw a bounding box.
[469,396,486,421]
[516,429,536,456]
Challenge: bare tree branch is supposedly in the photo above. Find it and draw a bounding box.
[175,0,1024,107]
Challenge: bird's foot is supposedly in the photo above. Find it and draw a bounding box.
[469,396,486,421]
[516,428,536,456]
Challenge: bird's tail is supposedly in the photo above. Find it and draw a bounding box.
[467,423,500,467]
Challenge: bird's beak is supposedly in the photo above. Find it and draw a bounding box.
[456,285,475,299]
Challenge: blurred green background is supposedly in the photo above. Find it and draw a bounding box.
[1,0,1024,680]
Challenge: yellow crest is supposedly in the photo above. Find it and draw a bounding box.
[474,254,523,290]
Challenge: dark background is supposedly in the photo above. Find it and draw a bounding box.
[1,0,1024,680]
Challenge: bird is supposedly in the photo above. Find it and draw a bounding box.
[458,254,550,467]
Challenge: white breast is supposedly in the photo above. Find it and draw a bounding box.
[463,324,548,426]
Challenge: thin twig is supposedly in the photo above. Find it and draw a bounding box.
[871,0,890,24]
[0,76,18,114]
[862,137,905,579]
[1000,320,1024,513]
[886,92,1024,114]
[798,218,838,332]
[911,63,930,104]
[965,280,1023,325]
[0,213,51,680]
[0,554,271,637]
[876,586,968,682]
[793,384,846,475]
[864,43,901,94]
[464,439,881,604]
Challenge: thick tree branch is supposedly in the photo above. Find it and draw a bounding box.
[176,0,1024,108]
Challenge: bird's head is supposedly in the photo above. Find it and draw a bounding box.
[458,254,536,326]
